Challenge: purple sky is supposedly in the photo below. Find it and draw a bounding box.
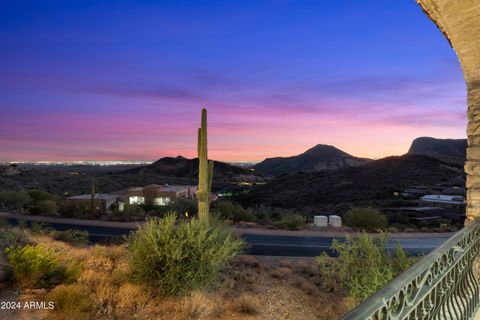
[0,1,467,162]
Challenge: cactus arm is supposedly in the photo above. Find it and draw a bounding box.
[207,160,214,195]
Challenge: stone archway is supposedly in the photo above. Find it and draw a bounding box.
[417,0,480,224]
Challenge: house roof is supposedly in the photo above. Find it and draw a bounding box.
[67,193,118,200]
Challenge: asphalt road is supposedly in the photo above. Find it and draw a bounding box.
[2,215,451,257]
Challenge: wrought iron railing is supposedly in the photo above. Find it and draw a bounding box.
[343,220,480,320]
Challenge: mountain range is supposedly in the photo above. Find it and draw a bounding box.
[0,136,468,207]
[252,136,467,177]
[237,154,465,209]
[252,144,371,176]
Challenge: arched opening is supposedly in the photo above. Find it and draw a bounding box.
[417,0,480,224]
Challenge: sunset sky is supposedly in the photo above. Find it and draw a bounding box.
[0,0,467,162]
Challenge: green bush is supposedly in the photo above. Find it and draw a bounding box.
[35,200,58,215]
[0,191,32,210]
[28,190,54,204]
[316,233,415,303]
[58,201,91,218]
[343,207,388,232]
[112,204,145,218]
[274,214,305,230]
[30,222,52,235]
[165,198,197,217]
[6,244,81,288]
[0,217,8,229]
[52,229,90,246]
[0,229,31,250]
[128,213,245,295]
[215,200,256,223]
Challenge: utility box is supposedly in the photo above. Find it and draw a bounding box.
[328,215,342,227]
[313,215,328,227]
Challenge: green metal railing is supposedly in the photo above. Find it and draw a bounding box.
[344,220,480,320]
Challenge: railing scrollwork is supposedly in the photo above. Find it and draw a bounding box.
[344,220,480,320]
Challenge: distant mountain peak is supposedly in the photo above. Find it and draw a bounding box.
[303,144,350,156]
[407,137,466,165]
[253,144,371,176]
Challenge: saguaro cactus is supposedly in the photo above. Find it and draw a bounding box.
[197,108,214,221]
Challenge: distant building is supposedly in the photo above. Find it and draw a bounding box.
[402,186,430,198]
[115,184,197,206]
[419,194,466,212]
[402,186,466,199]
[65,193,119,213]
[66,184,198,214]
[382,206,465,223]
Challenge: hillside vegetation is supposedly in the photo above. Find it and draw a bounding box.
[238,154,464,209]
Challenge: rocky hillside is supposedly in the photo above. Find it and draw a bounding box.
[238,155,465,209]
[126,156,263,182]
[252,144,371,176]
[407,137,467,165]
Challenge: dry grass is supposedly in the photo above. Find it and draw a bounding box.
[269,267,292,279]
[232,294,260,315]
[180,291,224,320]
[47,284,94,320]
[230,255,260,268]
[3,229,352,320]
[294,278,318,295]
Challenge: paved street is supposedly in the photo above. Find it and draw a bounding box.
[0,212,452,257]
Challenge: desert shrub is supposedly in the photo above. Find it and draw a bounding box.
[47,284,94,320]
[112,203,145,218]
[30,221,52,234]
[269,267,291,279]
[274,214,305,230]
[234,207,257,223]
[215,200,235,220]
[28,189,54,204]
[128,213,245,295]
[58,201,91,218]
[391,243,416,274]
[0,217,8,229]
[389,223,406,232]
[181,291,218,320]
[316,233,414,303]
[343,207,387,232]
[252,205,273,224]
[315,253,338,292]
[215,200,256,223]
[52,229,90,246]
[115,283,152,317]
[386,227,399,233]
[230,255,260,269]
[127,204,145,216]
[294,277,318,295]
[166,198,198,218]
[232,294,260,315]
[6,244,81,288]
[0,191,32,210]
[17,219,28,230]
[33,199,57,215]
[0,228,31,250]
[295,259,320,277]
[386,212,410,225]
